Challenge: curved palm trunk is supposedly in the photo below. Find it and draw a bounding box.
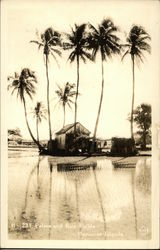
[22,96,44,151]
[63,103,66,128]
[46,54,52,141]
[74,55,79,135]
[36,117,39,144]
[131,54,135,141]
[91,55,104,153]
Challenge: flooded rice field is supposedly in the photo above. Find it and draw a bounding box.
[8,149,151,240]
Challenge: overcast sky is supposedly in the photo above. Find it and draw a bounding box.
[3,0,160,140]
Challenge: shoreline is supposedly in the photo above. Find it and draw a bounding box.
[48,155,151,167]
[8,146,151,167]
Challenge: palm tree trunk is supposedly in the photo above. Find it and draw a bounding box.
[46,54,52,141]
[74,55,79,135]
[36,117,39,144]
[22,96,43,151]
[91,55,104,153]
[131,54,135,141]
[63,103,66,128]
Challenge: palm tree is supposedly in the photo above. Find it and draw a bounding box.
[87,19,121,152]
[7,68,44,151]
[31,28,61,142]
[32,102,47,143]
[63,23,92,134]
[122,25,151,140]
[55,82,76,127]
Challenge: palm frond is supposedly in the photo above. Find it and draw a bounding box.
[50,48,62,56]
[30,40,44,47]
[11,86,18,96]
[121,49,129,61]
[80,54,86,63]
[88,19,121,62]
[62,42,74,50]
[68,91,76,97]
[68,98,75,104]
[91,46,99,61]
[50,51,60,67]
[135,51,144,63]
[81,50,92,61]
[88,23,99,35]
[67,102,72,109]
[67,51,76,63]
[25,88,35,100]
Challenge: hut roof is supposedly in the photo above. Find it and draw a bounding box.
[55,122,90,135]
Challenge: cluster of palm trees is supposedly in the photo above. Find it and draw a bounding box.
[7,18,151,154]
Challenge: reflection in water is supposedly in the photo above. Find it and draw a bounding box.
[75,176,81,238]
[135,158,151,194]
[36,160,41,199]
[48,163,53,239]
[92,168,107,239]
[131,170,137,239]
[8,155,151,240]
[14,157,42,237]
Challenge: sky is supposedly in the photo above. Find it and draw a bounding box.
[2,0,160,140]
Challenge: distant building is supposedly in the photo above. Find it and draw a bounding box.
[55,122,91,150]
[21,139,36,146]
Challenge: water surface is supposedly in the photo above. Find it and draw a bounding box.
[8,151,151,240]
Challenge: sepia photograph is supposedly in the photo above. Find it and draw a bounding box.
[1,0,160,248]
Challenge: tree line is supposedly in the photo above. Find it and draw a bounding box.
[7,18,151,154]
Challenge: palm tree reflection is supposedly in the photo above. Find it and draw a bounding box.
[131,169,138,239]
[48,163,53,239]
[20,157,42,235]
[92,168,107,239]
[36,158,41,199]
[58,166,93,239]
[74,174,81,239]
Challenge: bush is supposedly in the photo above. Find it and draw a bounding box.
[110,137,137,156]
[66,132,90,154]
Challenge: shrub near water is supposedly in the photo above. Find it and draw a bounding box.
[110,137,137,156]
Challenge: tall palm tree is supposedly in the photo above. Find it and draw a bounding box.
[63,24,92,134]
[8,68,44,151]
[55,82,76,127]
[31,28,61,142]
[87,19,121,152]
[122,25,151,140]
[32,102,47,143]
